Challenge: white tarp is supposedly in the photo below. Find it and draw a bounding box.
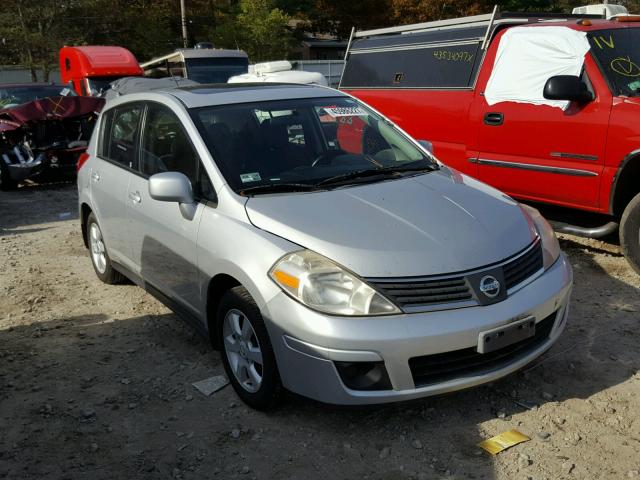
[484,26,591,109]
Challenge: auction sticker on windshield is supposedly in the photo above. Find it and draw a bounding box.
[323,106,368,117]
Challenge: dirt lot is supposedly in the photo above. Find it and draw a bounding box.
[1,182,639,480]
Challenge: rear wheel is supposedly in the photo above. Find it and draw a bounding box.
[86,212,125,284]
[620,192,640,274]
[218,286,282,410]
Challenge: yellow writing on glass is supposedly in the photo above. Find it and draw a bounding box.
[593,35,615,49]
[610,56,640,77]
[432,50,474,63]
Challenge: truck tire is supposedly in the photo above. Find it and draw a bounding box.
[620,192,640,274]
[0,162,17,191]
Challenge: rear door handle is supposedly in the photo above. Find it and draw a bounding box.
[128,191,141,204]
[91,172,100,182]
[484,112,504,126]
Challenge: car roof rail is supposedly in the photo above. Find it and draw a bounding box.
[353,5,605,39]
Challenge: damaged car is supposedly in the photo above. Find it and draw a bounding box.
[0,94,104,190]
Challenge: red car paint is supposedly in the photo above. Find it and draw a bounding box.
[342,20,640,218]
[59,46,143,96]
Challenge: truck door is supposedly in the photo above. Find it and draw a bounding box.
[473,43,611,211]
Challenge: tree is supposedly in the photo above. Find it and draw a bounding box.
[235,0,295,61]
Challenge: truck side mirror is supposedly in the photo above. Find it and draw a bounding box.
[543,75,594,103]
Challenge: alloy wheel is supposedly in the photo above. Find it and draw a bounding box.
[222,309,264,393]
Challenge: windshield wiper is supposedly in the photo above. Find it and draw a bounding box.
[316,162,438,187]
[239,182,322,196]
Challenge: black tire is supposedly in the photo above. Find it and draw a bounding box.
[86,212,125,284]
[0,162,17,191]
[217,286,282,410]
[620,192,640,275]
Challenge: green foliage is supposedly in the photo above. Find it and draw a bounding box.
[2,0,640,78]
[235,0,295,61]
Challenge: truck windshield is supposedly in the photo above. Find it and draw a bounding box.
[86,77,115,96]
[588,28,640,96]
[191,96,436,193]
[185,57,249,83]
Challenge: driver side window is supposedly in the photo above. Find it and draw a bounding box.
[140,103,215,202]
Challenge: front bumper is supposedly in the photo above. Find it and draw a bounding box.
[262,253,572,405]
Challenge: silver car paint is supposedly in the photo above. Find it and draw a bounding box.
[245,168,536,277]
[78,85,573,405]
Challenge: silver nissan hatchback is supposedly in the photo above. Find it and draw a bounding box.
[78,84,572,409]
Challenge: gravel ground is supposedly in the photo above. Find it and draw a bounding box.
[1,182,639,480]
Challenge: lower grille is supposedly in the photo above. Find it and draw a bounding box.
[409,311,557,388]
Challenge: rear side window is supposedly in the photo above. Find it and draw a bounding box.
[100,104,143,169]
[341,42,481,89]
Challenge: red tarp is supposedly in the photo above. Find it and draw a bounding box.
[0,96,105,132]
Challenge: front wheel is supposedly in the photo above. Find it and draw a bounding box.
[620,192,640,275]
[218,286,282,410]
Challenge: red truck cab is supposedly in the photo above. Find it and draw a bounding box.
[341,11,640,272]
[59,46,143,96]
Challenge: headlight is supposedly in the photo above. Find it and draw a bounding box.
[269,250,401,316]
[520,204,561,269]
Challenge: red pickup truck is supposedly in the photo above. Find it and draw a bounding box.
[340,10,640,272]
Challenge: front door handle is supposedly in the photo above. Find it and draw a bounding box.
[128,191,141,204]
[484,112,504,126]
[91,172,100,182]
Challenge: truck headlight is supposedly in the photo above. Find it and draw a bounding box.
[269,250,401,316]
[520,204,561,269]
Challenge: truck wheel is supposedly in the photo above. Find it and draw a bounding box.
[218,286,282,410]
[0,162,17,191]
[620,192,640,275]
[86,213,125,284]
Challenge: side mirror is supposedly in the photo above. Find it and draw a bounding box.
[543,75,593,103]
[417,139,434,154]
[149,172,197,219]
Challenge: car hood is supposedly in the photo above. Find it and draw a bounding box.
[244,169,537,278]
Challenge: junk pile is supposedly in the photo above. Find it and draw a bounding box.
[0,96,104,189]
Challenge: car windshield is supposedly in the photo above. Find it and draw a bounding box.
[588,28,640,96]
[0,85,71,108]
[185,57,249,83]
[191,96,436,193]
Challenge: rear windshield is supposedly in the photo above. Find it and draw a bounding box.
[588,28,640,97]
[191,96,432,192]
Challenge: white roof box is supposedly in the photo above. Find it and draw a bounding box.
[252,61,293,74]
[572,4,628,19]
[228,69,328,86]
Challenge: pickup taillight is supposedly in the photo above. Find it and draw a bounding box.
[77,152,90,172]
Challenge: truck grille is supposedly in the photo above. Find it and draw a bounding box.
[368,239,543,311]
[409,310,557,388]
